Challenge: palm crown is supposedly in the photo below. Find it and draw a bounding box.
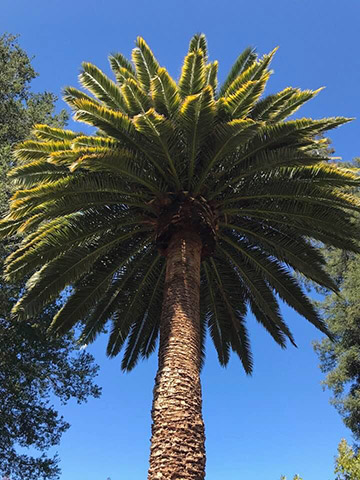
[2,34,359,374]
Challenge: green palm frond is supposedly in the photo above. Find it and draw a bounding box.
[150,68,181,116]
[14,139,72,163]
[13,229,149,320]
[79,62,127,111]
[219,220,337,291]
[69,97,134,137]
[51,238,155,337]
[204,61,218,92]
[206,257,252,372]
[7,172,151,222]
[33,124,80,141]
[107,252,163,359]
[132,109,181,187]
[220,242,295,347]
[69,149,161,193]
[72,135,119,149]
[220,233,329,335]
[202,261,230,365]
[178,49,206,97]
[131,37,160,92]
[109,52,136,84]
[223,74,270,118]
[250,87,297,120]
[194,119,260,193]
[5,210,146,280]
[9,160,69,188]
[223,47,277,98]
[208,118,353,194]
[121,78,151,115]
[270,88,324,122]
[188,33,208,60]
[3,190,151,235]
[121,261,165,371]
[217,171,360,212]
[77,241,158,349]
[62,85,100,110]
[178,85,216,187]
[218,46,257,98]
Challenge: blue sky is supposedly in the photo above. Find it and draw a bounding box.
[2,0,360,479]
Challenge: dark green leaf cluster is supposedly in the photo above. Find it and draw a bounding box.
[314,182,360,441]
[0,33,67,146]
[0,314,101,480]
[2,34,359,376]
[0,34,100,480]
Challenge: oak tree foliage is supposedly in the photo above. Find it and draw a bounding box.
[314,170,360,442]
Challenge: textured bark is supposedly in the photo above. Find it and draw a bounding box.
[148,230,206,480]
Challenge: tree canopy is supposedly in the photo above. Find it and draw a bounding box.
[2,35,359,372]
[314,176,360,442]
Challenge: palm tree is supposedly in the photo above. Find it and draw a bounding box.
[1,34,359,479]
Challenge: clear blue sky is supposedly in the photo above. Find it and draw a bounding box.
[2,1,360,479]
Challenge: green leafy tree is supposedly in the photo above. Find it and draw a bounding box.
[335,439,360,480]
[1,34,359,479]
[0,34,101,480]
[314,165,360,442]
[280,475,303,480]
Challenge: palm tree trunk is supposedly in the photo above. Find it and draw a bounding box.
[148,230,206,480]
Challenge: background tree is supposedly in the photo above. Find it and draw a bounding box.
[0,33,101,480]
[334,439,360,480]
[314,161,360,442]
[280,475,303,480]
[2,34,360,479]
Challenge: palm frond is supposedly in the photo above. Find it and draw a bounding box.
[32,124,80,141]
[270,88,324,122]
[77,241,158,347]
[12,230,148,320]
[50,240,154,335]
[121,78,151,115]
[79,62,127,111]
[13,139,72,163]
[188,33,208,60]
[9,160,69,188]
[109,52,136,85]
[132,109,181,187]
[204,61,218,92]
[5,210,146,280]
[219,243,296,347]
[224,74,269,118]
[131,37,160,92]
[150,68,181,116]
[202,261,230,365]
[220,233,330,336]
[63,86,100,110]
[178,50,206,97]
[219,220,337,291]
[121,261,165,371]
[194,119,260,193]
[107,253,163,360]
[222,47,277,98]
[218,46,257,98]
[178,86,216,187]
[69,149,161,194]
[209,257,252,373]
